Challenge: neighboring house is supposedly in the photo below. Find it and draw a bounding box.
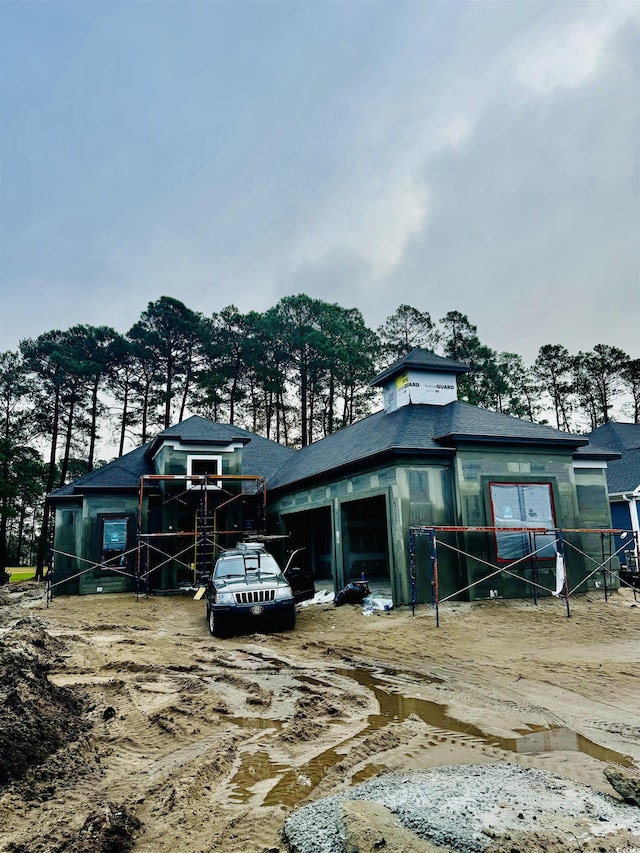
[49,350,621,603]
[583,422,640,571]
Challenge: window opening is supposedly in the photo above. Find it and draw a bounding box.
[489,483,556,561]
[187,455,223,489]
[101,517,129,568]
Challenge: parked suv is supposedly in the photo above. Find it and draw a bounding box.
[203,542,315,637]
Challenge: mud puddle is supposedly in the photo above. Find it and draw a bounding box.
[343,667,634,767]
[228,750,291,804]
[227,663,634,808]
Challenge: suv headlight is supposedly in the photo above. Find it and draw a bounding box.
[215,592,235,605]
[274,585,293,601]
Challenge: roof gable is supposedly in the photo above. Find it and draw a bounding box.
[585,422,640,453]
[584,422,640,494]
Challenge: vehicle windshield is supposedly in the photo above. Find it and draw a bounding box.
[214,554,281,579]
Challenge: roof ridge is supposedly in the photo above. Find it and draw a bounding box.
[611,421,640,450]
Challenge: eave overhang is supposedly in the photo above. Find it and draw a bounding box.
[609,489,640,500]
[371,356,469,388]
[433,433,588,449]
[48,485,147,503]
[145,434,250,460]
[574,449,621,462]
[46,493,82,503]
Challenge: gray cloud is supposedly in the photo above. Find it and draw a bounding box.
[1,2,637,365]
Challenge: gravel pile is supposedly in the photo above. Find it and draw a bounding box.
[283,763,640,853]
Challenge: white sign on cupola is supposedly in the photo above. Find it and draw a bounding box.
[382,369,458,413]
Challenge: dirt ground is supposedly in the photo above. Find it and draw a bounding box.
[0,583,639,852]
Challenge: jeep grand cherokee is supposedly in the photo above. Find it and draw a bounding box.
[203,542,314,637]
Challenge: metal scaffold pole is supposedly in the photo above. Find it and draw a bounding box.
[429,528,440,628]
[136,476,144,599]
[198,486,208,580]
[556,529,570,619]
[601,532,608,602]
[46,541,54,606]
[408,529,417,616]
[143,544,150,598]
[529,531,538,606]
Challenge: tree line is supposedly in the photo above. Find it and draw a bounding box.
[1,294,638,579]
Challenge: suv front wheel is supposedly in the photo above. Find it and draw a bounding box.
[208,606,226,638]
[281,605,296,632]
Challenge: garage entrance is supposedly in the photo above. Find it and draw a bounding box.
[341,495,390,583]
[282,506,333,581]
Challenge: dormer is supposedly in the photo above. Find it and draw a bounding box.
[371,349,470,414]
[144,416,250,486]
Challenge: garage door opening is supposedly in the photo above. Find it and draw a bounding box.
[283,507,333,581]
[342,495,390,583]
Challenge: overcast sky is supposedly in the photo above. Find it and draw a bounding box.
[1,0,638,364]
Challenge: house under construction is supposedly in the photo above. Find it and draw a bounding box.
[49,419,292,595]
[48,350,631,602]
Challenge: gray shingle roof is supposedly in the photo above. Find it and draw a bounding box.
[49,415,294,499]
[603,448,640,494]
[584,422,640,452]
[433,401,588,444]
[49,443,155,497]
[150,416,254,450]
[268,407,449,491]
[50,410,623,501]
[268,401,589,491]
[584,423,640,494]
[371,348,470,387]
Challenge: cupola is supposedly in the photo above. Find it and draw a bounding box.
[371,349,470,414]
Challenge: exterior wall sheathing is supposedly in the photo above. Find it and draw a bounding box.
[269,447,618,606]
[53,495,142,596]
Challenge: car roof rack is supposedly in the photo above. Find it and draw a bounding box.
[235,541,268,552]
[236,533,291,548]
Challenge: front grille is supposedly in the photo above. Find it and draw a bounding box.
[235,589,276,604]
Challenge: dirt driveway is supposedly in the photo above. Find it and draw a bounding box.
[1,585,639,852]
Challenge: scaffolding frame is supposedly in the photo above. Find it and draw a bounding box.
[46,472,267,603]
[409,525,639,627]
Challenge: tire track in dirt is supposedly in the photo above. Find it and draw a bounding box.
[2,589,639,853]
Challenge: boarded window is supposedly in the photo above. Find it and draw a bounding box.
[101,517,128,569]
[489,483,556,561]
